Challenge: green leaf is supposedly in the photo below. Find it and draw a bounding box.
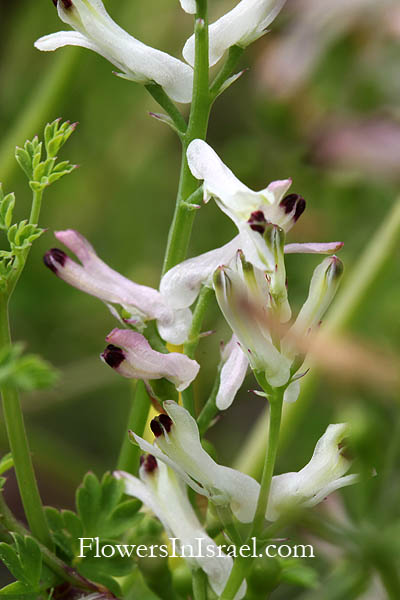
[12,534,42,588]
[0,543,24,582]
[0,453,13,476]
[0,580,36,598]
[62,509,84,540]
[76,472,102,535]
[106,499,142,537]
[0,192,16,230]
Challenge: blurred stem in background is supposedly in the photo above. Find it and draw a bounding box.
[0,51,77,184]
[236,199,400,479]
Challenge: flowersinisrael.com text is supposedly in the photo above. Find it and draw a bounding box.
[78,537,315,560]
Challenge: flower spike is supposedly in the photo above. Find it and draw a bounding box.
[44,229,192,345]
[101,329,199,392]
[35,0,193,103]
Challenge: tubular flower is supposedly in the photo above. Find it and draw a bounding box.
[35,0,193,103]
[101,329,199,392]
[115,457,246,599]
[160,234,343,310]
[183,0,287,67]
[131,400,261,523]
[186,139,306,271]
[131,403,358,523]
[43,229,192,345]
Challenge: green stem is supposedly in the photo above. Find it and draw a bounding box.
[145,84,187,134]
[250,384,284,538]
[215,505,243,547]
[219,557,248,600]
[0,296,53,549]
[29,189,43,225]
[192,568,208,600]
[197,370,221,435]
[181,286,214,416]
[209,45,244,100]
[162,0,210,276]
[235,199,400,479]
[117,380,150,474]
[184,286,213,358]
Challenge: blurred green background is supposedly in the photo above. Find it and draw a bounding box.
[1,0,400,596]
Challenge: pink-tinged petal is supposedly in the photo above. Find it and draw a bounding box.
[45,230,192,344]
[284,241,344,254]
[160,236,241,310]
[216,336,249,410]
[263,178,292,203]
[102,329,199,391]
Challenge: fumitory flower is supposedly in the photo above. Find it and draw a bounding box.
[101,329,199,392]
[183,0,287,67]
[35,0,193,103]
[186,139,306,271]
[43,229,192,345]
[216,334,249,410]
[115,457,246,599]
[131,402,358,523]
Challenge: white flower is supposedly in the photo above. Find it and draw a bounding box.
[216,335,249,410]
[183,0,287,67]
[179,0,197,14]
[132,400,261,523]
[35,0,193,103]
[101,329,199,392]
[186,139,305,271]
[267,423,359,521]
[115,457,246,599]
[44,229,192,345]
[131,403,358,523]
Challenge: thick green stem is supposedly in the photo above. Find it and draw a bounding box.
[0,296,53,549]
[249,384,284,538]
[162,1,210,276]
[117,380,150,474]
[29,189,43,226]
[219,557,249,600]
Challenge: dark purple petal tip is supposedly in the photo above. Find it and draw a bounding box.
[141,454,158,474]
[150,414,173,437]
[102,344,125,369]
[280,193,306,221]
[247,210,267,234]
[43,248,67,273]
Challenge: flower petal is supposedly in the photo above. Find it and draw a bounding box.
[102,329,199,391]
[34,30,100,53]
[216,336,249,410]
[183,0,287,67]
[179,0,197,14]
[284,241,344,254]
[160,236,240,309]
[38,0,193,103]
[45,230,192,345]
[283,380,300,403]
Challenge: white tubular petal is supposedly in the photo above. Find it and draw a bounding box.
[160,236,241,310]
[283,380,300,404]
[284,242,344,254]
[41,0,193,102]
[131,433,208,496]
[49,230,190,344]
[180,0,197,13]
[187,140,259,220]
[267,423,356,521]
[150,401,260,523]
[103,329,199,391]
[34,30,99,52]
[183,0,287,67]
[118,462,246,599]
[216,336,249,410]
